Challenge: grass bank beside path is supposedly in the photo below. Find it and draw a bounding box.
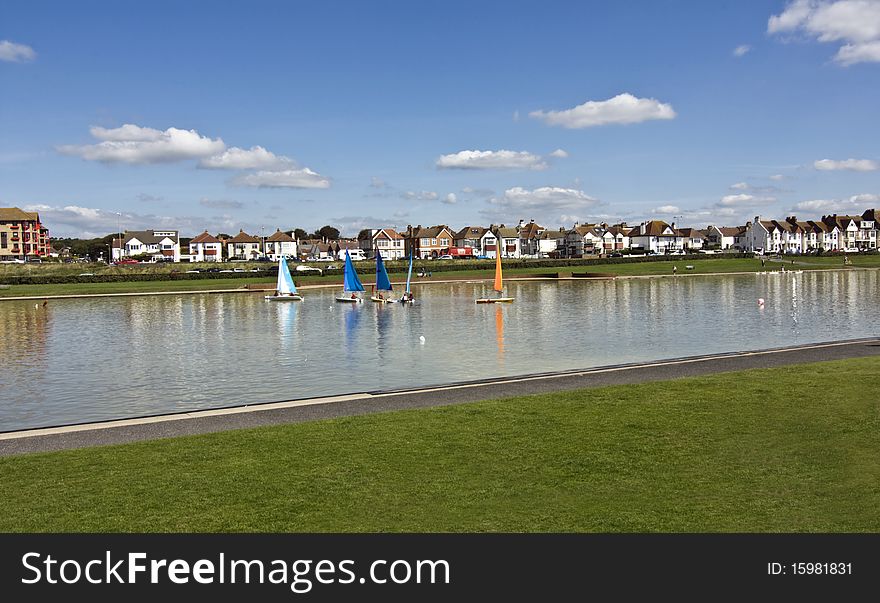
[1,356,878,532]
[3,256,876,298]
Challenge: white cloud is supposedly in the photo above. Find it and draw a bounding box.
[443,193,457,205]
[730,182,750,190]
[0,40,36,62]
[529,92,676,128]
[59,124,225,164]
[792,193,879,213]
[436,149,548,170]
[733,44,752,57]
[199,146,295,170]
[814,158,879,171]
[480,186,599,224]
[549,148,569,158]
[401,190,439,201]
[370,177,387,188]
[770,174,786,180]
[769,0,880,65]
[719,193,777,206]
[232,168,330,189]
[653,205,681,214]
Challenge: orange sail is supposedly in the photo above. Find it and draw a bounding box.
[494,251,503,292]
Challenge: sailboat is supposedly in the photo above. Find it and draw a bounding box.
[370,250,396,303]
[336,249,365,303]
[399,249,415,303]
[265,256,303,301]
[476,251,514,303]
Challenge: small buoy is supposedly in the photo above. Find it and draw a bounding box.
[757,298,765,306]
[419,335,426,344]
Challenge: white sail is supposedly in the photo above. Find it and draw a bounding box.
[276,257,297,295]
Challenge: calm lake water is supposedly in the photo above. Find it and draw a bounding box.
[1,271,878,431]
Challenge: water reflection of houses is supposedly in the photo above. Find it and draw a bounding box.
[0,303,51,383]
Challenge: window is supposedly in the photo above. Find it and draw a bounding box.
[439,238,449,246]
[431,238,437,246]
[421,238,430,246]
[0,232,6,248]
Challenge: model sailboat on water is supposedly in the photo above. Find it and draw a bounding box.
[399,249,415,303]
[336,250,365,303]
[370,250,396,303]
[476,251,514,303]
[265,256,303,301]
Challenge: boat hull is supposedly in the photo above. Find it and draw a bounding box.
[476,297,515,304]
[265,294,303,301]
[371,296,398,303]
[336,296,363,303]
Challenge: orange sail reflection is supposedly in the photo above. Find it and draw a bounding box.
[495,304,504,362]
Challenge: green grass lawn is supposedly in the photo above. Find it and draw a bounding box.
[1,356,878,532]
[4,256,871,298]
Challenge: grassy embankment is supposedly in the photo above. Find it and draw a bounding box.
[3,254,878,298]
[1,356,878,532]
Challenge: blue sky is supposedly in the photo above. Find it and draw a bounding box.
[1,0,879,237]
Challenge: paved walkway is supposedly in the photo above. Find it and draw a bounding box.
[2,338,878,457]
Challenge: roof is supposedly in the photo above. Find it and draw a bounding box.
[190,230,221,244]
[603,226,629,237]
[455,226,487,240]
[717,226,745,236]
[266,229,294,242]
[633,220,675,237]
[568,224,599,237]
[371,228,403,241]
[125,230,179,245]
[228,230,260,243]
[517,221,544,239]
[411,225,454,238]
[494,227,520,238]
[540,228,567,240]
[676,228,705,238]
[0,207,40,222]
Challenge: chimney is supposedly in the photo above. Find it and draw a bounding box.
[518,219,525,228]
[530,218,534,224]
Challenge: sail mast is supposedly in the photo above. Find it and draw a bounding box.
[405,249,413,294]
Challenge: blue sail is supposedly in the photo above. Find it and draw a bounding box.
[375,250,393,291]
[343,250,365,292]
[405,249,413,294]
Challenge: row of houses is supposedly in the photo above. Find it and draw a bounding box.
[743,212,878,254]
[7,204,878,264]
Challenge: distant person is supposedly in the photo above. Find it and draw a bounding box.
[672,266,677,275]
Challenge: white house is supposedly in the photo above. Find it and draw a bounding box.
[479,229,498,258]
[359,228,406,259]
[564,224,602,257]
[116,230,180,262]
[265,229,297,260]
[227,230,262,260]
[517,219,544,257]
[538,228,567,257]
[628,221,681,254]
[706,225,746,250]
[493,226,521,258]
[188,230,224,262]
[676,228,706,251]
